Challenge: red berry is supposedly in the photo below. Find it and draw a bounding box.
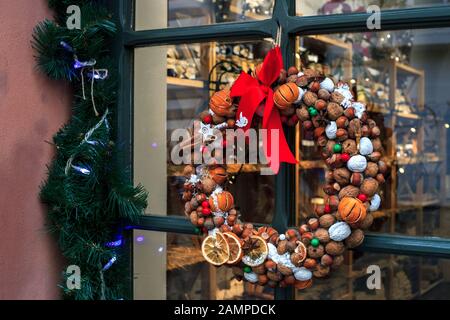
[290,114,299,123]
[341,153,350,162]
[202,207,211,215]
[203,115,212,124]
[357,194,368,202]
[324,204,331,213]
[201,146,208,153]
[222,139,227,147]
[201,201,209,208]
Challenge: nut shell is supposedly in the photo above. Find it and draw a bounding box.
[325,241,345,256]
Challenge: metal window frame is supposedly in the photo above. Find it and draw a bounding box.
[110,0,450,300]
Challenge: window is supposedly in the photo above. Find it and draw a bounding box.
[112,0,450,300]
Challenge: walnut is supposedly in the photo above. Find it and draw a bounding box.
[318,88,330,100]
[325,241,345,255]
[314,228,330,243]
[319,214,336,228]
[333,168,351,186]
[342,139,357,155]
[330,91,345,104]
[303,91,318,106]
[338,185,360,199]
[364,162,379,177]
[296,106,310,121]
[348,118,361,139]
[307,244,325,258]
[326,102,344,120]
[345,229,365,248]
[360,178,379,197]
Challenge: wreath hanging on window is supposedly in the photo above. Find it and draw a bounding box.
[178,45,385,290]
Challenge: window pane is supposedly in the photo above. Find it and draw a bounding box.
[296,0,448,16]
[295,28,450,238]
[134,40,276,224]
[296,252,450,299]
[133,230,274,299]
[135,0,274,30]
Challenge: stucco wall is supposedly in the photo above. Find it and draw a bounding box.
[0,0,70,299]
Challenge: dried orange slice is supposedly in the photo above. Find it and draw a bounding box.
[223,232,243,265]
[201,232,230,266]
[242,235,269,267]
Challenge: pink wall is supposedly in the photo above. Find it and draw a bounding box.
[0,0,70,299]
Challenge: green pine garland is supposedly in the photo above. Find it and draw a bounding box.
[32,0,148,300]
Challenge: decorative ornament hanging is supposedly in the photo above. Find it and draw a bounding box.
[177,39,386,289]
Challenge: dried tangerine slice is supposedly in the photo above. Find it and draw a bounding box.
[201,232,230,266]
[242,235,269,267]
[223,232,243,265]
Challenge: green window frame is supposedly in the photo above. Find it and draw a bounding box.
[110,0,450,300]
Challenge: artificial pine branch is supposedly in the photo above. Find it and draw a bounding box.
[33,0,148,300]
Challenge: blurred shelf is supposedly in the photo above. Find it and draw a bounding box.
[398,198,440,207]
[397,155,442,165]
[167,76,205,88]
[229,5,270,21]
[304,35,352,50]
[298,160,326,170]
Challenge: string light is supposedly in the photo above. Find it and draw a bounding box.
[102,256,117,271]
[445,123,449,129]
[410,127,416,133]
[399,167,405,174]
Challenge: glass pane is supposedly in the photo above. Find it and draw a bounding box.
[135,0,274,30]
[133,40,276,224]
[295,252,450,299]
[295,28,450,238]
[133,230,274,299]
[296,0,448,16]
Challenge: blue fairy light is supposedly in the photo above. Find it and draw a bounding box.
[59,41,74,53]
[73,58,96,69]
[105,239,123,248]
[71,164,91,175]
[102,255,117,271]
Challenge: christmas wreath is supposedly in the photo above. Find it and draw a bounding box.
[179,45,385,289]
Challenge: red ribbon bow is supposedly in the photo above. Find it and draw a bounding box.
[230,46,297,174]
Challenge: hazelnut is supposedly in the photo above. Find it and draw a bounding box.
[336,128,349,142]
[330,91,345,104]
[232,224,243,236]
[338,185,360,199]
[361,125,371,137]
[313,264,330,278]
[190,212,198,225]
[220,224,231,233]
[299,224,310,234]
[280,106,296,116]
[350,172,363,186]
[278,264,294,276]
[317,136,328,147]
[197,217,205,226]
[302,120,313,130]
[267,271,283,282]
[321,254,334,266]
[331,255,344,269]
[309,81,321,92]
[356,213,374,229]
[371,138,383,152]
[227,118,236,128]
[287,74,298,83]
[365,162,379,177]
[308,218,319,230]
[367,119,377,129]
[314,127,325,139]
[371,126,381,137]
[213,216,225,227]
[277,240,288,255]
[314,228,330,243]
[303,258,318,270]
[376,173,385,184]
[315,99,327,110]
[303,91,318,106]
[301,232,313,245]
[296,106,310,121]
[257,274,269,286]
[308,244,325,259]
[252,264,266,275]
[318,88,330,100]
[327,195,339,210]
[312,115,322,128]
[378,160,388,174]
[325,140,336,156]
[286,229,298,240]
[342,139,357,155]
[336,116,349,128]
[319,214,336,228]
[288,66,299,76]
[345,229,365,248]
[325,241,345,255]
[368,151,382,162]
[265,260,277,271]
[296,75,309,87]
[333,167,351,186]
[360,178,379,197]
[284,275,296,285]
[286,240,298,253]
[196,193,207,203]
[326,102,344,120]
[344,107,355,119]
